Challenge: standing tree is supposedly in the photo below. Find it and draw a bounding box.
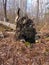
[3,0,7,21]
[36,0,39,22]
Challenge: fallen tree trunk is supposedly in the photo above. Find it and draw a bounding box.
[0,21,16,30]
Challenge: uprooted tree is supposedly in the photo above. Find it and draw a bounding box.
[15,8,37,43]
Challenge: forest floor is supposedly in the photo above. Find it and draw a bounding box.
[0,30,49,65]
[0,22,49,65]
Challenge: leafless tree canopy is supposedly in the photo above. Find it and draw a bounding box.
[0,0,49,23]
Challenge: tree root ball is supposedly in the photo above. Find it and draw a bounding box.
[15,16,37,43]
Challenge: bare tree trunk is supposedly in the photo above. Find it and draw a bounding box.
[36,0,39,22]
[3,0,7,21]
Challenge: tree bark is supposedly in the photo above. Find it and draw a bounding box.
[3,0,7,21]
[36,0,39,22]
